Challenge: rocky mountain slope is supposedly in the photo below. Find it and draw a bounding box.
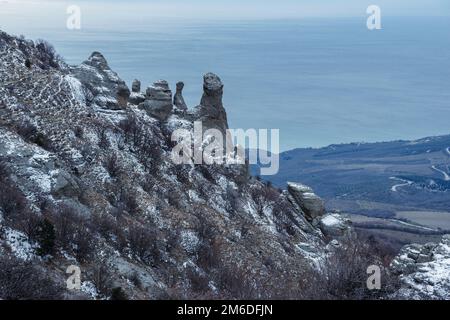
[0,30,447,300]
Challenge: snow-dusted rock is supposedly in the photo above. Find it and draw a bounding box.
[131,79,141,93]
[173,81,188,112]
[391,235,450,299]
[129,92,146,105]
[117,84,130,109]
[319,213,352,238]
[193,73,228,135]
[70,51,128,110]
[287,182,326,222]
[139,80,173,121]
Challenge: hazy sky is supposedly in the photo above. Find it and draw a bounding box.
[1,0,449,22]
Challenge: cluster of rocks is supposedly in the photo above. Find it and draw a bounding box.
[390,235,450,299]
[71,50,225,124]
[113,71,228,136]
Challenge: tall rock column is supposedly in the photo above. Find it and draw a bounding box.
[195,73,228,135]
[132,79,141,93]
[173,81,188,112]
[116,84,130,109]
[129,79,145,105]
[192,73,236,162]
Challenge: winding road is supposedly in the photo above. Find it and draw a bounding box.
[432,165,450,181]
[390,177,413,192]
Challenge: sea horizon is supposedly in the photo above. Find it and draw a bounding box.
[1,15,449,151]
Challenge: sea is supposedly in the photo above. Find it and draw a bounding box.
[1,6,449,151]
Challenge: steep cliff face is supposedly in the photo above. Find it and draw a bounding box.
[0,30,341,299]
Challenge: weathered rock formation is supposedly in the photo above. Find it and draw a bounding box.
[70,52,128,110]
[319,212,352,237]
[287,182,326,223]
[116,84,130,109]
[131,79,141,93]
[129,79,145,105]
[139,80,173,121]
[194,73,228,134]
[173,81,188,112]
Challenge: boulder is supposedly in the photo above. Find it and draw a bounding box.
[319,213,352,237]
[129,92,146,105]
[287,182,325,221]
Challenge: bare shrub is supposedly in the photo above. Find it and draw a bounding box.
[74,126,84,139]
[0,177,29,222]
[136,131,161,175]
[0,256,63,299]
[119,113,140,145]
[129,271,142,290]
[196,238,221,271]
[118,188,139,215]
[105,153,121,178]
[217,263,256,299]
[118,113,162,174]
[186,267,211,294]
[272,197,302,236]
[97,127,110,149]
[250,184,279,216]
[47,204,78,249]
[46,204,95,262]
[92,213,116,241]
[35,218,56,256]
[0,159,8,179]
[16,121,54,151]
[305,236,400,300]
[35,39,60,69]
[17,209,42,240]
[128,224,160,265]
[90,260,113,298]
